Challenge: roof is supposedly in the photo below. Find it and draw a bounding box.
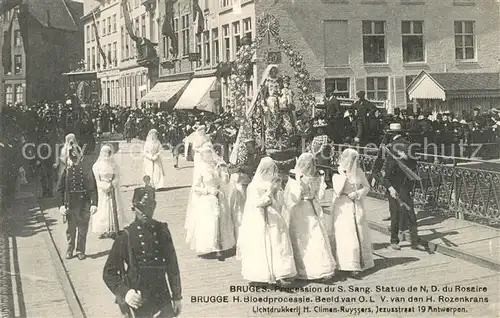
[430,72,500,91]
[26,0,80,32]
[407,71,500,100]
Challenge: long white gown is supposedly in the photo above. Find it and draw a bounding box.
[143,138,165,189]
[186,160,235,254]
[238,180,296,283]
[328,169,374,271]
[284,175,336,280]
[91,159,130,234]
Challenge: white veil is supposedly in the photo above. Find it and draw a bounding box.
[337,148,360,182]
[144,129,162,153]
[294,152,316,179]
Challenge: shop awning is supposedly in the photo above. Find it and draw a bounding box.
[174,77,218,112]
[139,80,188,104]
[408,70,500,101]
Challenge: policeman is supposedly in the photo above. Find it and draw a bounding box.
[58,143,97,260]
[103,177,182,318]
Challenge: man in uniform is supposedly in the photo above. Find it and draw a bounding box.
[351,91,376,145]
[103,179,182,318]
[371,123,419,250]
[58,142,97,260]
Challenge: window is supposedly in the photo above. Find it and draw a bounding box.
[92,47,96,70]
[14,84,22,103]
[87,48,90,70]
[362,21,386,63]
[113,42,117,66]
[181,14,190,55]
[174,18,179,55]
[222,25,230,61]
[108,17,112,34]
[14,55,22,74]
[324,20,349,66]
[221,0,232,7]
[212,28,219,65]
[14,30,21,46]
[86,25,90,42]
[232,21,241,57]
[402,21,424,63]
[163,35,169,58]
[141,15,146,37]
[108,43,112,65]
[195,33,202,67]
[455,21,475,60]
[243,18,252,41]
[366,77,388,100]
[113,14,117,33]
[102,19,106,36]
[5,85,12,104]
[325,78,350,98]
[203,31,210,65]
[121,26,125,60]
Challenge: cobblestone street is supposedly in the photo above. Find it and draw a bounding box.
[11,141,500,317]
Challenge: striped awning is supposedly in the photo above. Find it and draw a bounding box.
[174,77,218,112]
[139,80,188,104]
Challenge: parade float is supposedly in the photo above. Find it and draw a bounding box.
[228,14,316,171]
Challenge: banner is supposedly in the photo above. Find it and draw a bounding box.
[91,10,107,68]
[121,0,138,41]
[2,11,14,74]
[161,0,178,56]
[192,0,204,34]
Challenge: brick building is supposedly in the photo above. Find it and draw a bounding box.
[1,0,84,106]
[137,0,255,112]
[254,0,500,113]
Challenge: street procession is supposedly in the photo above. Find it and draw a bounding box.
[1,0,500,317]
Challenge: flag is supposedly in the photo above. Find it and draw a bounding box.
[91,10,107,67]
[161,0,178,56]
[193,0,204,34]
[121,0,138,41]
[2,12,14,74]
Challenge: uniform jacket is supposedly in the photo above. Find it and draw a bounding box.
[380,136,418,191]
[102,219,182,313]
[57,157,98,208]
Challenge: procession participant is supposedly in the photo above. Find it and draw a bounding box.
[124,115,135,143]
[54,133,83,187]
[371,123,419,250]
[228,138,264,241]
[328,149,374,279]
[92,145,130,239]
[238,157,296,286]
[143,129,165,190]
[185,125,210,167]
[102,184,182,318]
[185,143,235,260]
[58,141,97,260]
[283,153,336,281]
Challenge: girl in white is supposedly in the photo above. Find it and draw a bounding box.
[91,145,130,239]
[143,129,165,189]
[283,153,336,281]
[328,148,374,278]
[185,143,235,259]
[238,157,296,286]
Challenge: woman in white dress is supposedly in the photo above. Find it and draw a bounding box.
[283,153,336,281]
[185,143,235,260]
[238,157,296,286]
[328,148,374,278]
[143,129,166,189]
[91,145,130,239]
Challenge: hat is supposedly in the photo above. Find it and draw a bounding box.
[243,137,255,144]
[459,119,467,124]
[282,75,291,84]
[356,91,365,97]
[387,123,403,132]
[132,187,154,212]
[473,107,480,111]
[313,119,327,128]
[214,118,222,124]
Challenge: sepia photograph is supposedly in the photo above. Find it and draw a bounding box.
[0,0,499,317]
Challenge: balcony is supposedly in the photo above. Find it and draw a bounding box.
[136,40,159,68]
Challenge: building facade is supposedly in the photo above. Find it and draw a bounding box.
[254,0,500,111]
[1,0,84,106]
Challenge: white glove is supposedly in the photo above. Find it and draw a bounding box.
[90,206,97,215]
[59,206,67,216]
[125,289,143,309]
[388,187,397,199]
[172,300,182,316]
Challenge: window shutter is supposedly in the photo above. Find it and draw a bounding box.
[355,77,366,95]
[393,76,407,109]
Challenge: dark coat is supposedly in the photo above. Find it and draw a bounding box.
[102,219,182,316]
